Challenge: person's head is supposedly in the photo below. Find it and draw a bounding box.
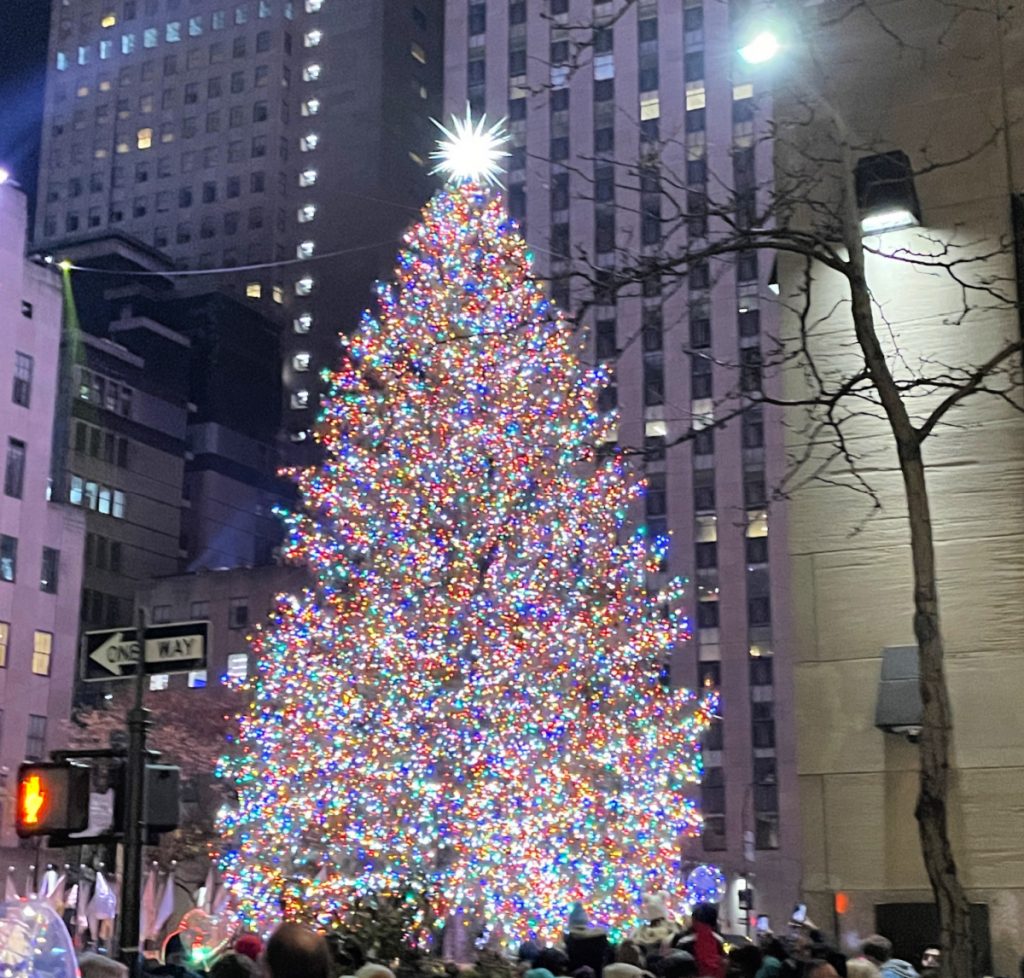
[691,903,719,930]
[860,937,892,966]
[846,960,881,978]
[643,893,670,923]
[537,947,570,976]
[354,965,396,978]
[78,954,129,978]
[235,933,264,962]
[920,947,940,972]
[616,942,644,968]
[569,903,590,930]
[726,945,763,978]
[659,952,697,978]
[806,962,840,978]
[264,923,332,978]
[211,953,259,978]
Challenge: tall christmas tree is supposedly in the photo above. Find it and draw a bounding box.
[219,114,715,940]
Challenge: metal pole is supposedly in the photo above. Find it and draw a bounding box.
[118,608,150,975]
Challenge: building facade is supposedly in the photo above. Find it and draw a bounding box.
[774,1,1024,971]
[0,180,86,852]
[444,0,801,927]
[135,562,307,691]
[35,0,445,446]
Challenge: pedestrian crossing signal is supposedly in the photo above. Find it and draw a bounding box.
[15,763,90,838]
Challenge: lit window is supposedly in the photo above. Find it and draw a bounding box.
[69,475,84,506]
[297,240,315,259]
[235,3,249,24]
[246,282,262,298]
[116,141,130,154]
[189,16,203,35]
[302,63,322,81]
[213,10,226,29]
[305,0,323,10]
[226,653,249,680]
[747,509,768,538]
[301,98,320,116]
[112,489,125,518]
[272,285,284,304]
[100,39,113,59]
[136,128,153,149]
[304,29,322,47]
[300,133,319,152]
[122,33,136,53]
[31,631,52,677]
[0,622,8,667]
[290,390,309,409]
[687,87,707,111]
[101,13,117,28]
[57,52,69,71]
[78,45,91,65]
[299,168,317,187]
[295,276,314,295]
[77,85,90,98]
[641,95,660,120]
[293,352,311,371]
[734,82,754,101]
[166,22,181,42]
[143,27,157,47]
[294,313,312,332]
[696,514,718,543]
[259,0,272,17]
[188,669,208,688]
[594,53,614,80]
[149,673,169,690]
[99,79,112,91]
[297,203,316,222]
[410,41,426,64]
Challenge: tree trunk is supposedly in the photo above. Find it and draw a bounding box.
[844,240,975,977]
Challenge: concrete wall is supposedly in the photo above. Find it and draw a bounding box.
[776,1,1024,970]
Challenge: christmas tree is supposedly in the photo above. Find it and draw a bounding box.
[219,114,715,940]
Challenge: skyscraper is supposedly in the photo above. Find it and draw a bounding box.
[35,0,444,443]
[444,0,800,926]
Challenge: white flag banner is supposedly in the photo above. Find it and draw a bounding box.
[153,871,175,934]
[140,866,158,941]
[40,870,60,900]
[197,864,215,914]
[4,871,18,903]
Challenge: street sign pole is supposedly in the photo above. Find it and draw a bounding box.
[119,607,150,977]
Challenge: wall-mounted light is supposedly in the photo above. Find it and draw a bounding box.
[855,150,921,234]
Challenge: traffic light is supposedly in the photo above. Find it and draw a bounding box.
[15,763,90,838]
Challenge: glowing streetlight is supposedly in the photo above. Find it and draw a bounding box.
[0,168,10,186]
[738,30,781,65]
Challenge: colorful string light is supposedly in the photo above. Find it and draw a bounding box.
[218,179,715,942]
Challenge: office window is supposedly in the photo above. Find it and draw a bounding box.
[229,597,249,629]
[11,353,32,407]
[31,631,53,676]
[40,548,59,594]
[0,622,7,667]
[25,715,47,761]
[294,313,312,333]
[3,441,25,499]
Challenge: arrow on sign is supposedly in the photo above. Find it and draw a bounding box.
[89,632,140,677]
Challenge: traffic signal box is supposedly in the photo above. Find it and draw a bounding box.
[16,763,91,838]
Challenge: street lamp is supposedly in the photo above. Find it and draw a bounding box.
[738,30,781,66]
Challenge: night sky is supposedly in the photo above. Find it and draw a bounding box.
[0,0,52,225]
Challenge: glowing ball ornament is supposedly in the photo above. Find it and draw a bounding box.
[685,865,727,906]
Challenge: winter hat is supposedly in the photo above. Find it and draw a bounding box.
[526,968,557,978]
[642,892,670,921]
[880,962,919,978]
[234,933,264,961]
[569,903,590,929]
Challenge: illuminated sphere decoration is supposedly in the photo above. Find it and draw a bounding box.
[685,865,727,906]
[218,170,715,942]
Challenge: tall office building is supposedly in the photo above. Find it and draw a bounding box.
[0,179,86,857]
[444,0,800,925]
[35,0,444,444]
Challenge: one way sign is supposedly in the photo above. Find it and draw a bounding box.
[81,621,210,682]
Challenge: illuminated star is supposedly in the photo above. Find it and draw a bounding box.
[430,106,511,187]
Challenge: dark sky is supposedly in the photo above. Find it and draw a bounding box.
[0,0,52,225]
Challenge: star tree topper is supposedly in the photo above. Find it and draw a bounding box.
[430,106,511,187]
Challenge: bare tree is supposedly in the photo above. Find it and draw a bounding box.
[527,1,1023,973]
